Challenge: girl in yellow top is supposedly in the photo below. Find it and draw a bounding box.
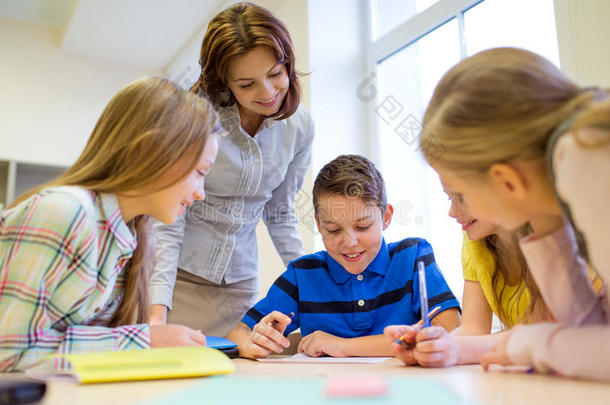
[386,185,549,367]
[461,228,536,331]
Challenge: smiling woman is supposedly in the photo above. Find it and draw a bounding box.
[226,46,291,135]
[149,2,315,337]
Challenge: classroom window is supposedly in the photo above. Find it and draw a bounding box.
[372,0,440,40]
[367,0,559,300]
[463,0,560,63]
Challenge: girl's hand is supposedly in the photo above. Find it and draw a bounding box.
[149,324,206,347]
[149,304,168,325]
[240,311,293,359]
[297,330,347,357]
[384,324,419,366]
[412,326,460,367]
[481,330,513,370]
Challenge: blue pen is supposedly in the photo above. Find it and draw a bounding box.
[417,260,430,328]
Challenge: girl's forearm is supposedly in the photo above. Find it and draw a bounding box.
[455,331,510,364]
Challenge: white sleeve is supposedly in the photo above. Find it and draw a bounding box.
[508,323,610,381]
[149,215,186,309]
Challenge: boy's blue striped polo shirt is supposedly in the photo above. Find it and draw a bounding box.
[242,237,460,337]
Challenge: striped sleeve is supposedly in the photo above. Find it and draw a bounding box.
[411,239,461,320]
[241,263,300,336]
[0,191,149,371]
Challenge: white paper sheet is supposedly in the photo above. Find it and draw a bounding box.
[257,353,391,364]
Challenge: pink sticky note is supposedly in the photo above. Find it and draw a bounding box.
[324,375,389,398]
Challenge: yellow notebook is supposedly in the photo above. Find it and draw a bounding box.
[37,347,235,384]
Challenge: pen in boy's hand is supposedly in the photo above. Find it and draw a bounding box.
[395,306,442,346]
[269,312,295,329]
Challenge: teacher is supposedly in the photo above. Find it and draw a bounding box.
[149,2,314,336]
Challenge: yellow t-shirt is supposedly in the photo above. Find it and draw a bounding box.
[462,235,531,328]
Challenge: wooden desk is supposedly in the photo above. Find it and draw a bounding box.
[39,358,610,405]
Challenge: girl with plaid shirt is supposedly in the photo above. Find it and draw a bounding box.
[0,77,219,371]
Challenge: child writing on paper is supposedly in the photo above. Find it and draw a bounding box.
[226,155,461,359]
[0,77,219,371]
[417,47,608,380]
[385,187,551,367]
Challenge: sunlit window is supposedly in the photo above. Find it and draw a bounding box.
[464,0,560,64]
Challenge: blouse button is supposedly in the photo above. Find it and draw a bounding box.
[357,274,363,281]
[357,299,365,307]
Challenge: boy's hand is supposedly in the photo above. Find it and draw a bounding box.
[150,324,206,347]
[412,326,460,367]
[384,324,419,366]
[240,311,293,359]
[297,330,347,357]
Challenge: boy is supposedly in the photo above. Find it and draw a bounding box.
[226,155,460,358]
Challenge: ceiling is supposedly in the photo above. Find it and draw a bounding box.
[0,0,227,70]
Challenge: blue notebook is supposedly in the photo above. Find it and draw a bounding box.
[206,336,238,350]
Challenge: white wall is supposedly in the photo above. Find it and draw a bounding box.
[0,18,154,167]
[308,0,369,174]
[554,0,610,87]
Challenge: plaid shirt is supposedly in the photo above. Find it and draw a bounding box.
[0,186,150,371]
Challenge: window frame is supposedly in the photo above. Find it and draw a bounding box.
[364,0,482,164]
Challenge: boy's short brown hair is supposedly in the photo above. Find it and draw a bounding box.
[313,154,387,213]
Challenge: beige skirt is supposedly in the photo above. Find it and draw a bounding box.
[167,269,259,337]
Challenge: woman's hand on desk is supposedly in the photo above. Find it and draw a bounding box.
[297,331,347,357]
[150,324,207,347]
[149,304,168,325]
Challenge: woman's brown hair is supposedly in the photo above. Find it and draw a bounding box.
[12,77,221,327]
[191,2,301,119]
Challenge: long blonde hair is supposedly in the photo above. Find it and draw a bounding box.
[419,47,605,172]
[12,77,220,326]
[572,100,610,146]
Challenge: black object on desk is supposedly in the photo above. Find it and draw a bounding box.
[219,347,239,359]
[0,379,46,405]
